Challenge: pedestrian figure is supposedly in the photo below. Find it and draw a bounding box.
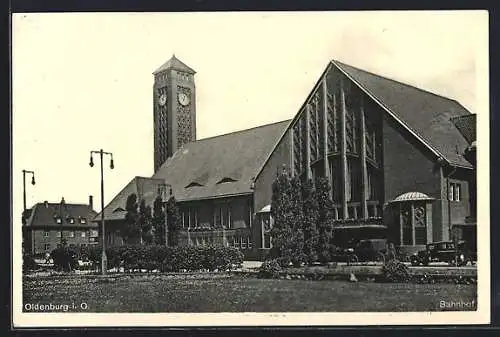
[44,251,51,264]
[387,242,396,261]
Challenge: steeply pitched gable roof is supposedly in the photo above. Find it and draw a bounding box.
[332,60,474,169]
[152,120,290,202]
[95,176,167,221]
[25,202,98,228]
[153,55,196,75]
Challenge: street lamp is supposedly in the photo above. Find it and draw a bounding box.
[157,183,172,246]
[89,149,114,275]
[22,169,35,254]
[22,169,36,213]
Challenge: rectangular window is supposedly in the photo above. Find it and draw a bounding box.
[69,231,75,238]
[346,160,352,202]
[247,237,252,249]
[189,208,197,228]
[90,230,98,237]
[217,205,231,229]
[214,207,221,227]
[81,231,86,237]
[449,183,462,202]
[56,231,61,238]
[449,183,455,201]
[226,205,232,229]
[183,210,189,228]
[43,230,49,237]
[455,184,461,202]
[44,243,51,251]
[366,170,372,200]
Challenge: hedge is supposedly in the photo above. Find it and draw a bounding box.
[73,244,244,273]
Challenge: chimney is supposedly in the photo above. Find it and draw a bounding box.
[89,195,93,209]
[44,201,48,208]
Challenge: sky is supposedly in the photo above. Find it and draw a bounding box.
[12,11,488,225]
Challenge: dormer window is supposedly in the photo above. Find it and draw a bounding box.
[55,217,62,224]
[113,207,125,213]
[216,177,238,184]
[79,217,87,224]
[68,217,75,224]
[185,182,203,188]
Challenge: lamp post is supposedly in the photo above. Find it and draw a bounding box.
[22,170,36,213]
[158,183,172,246]
[22,169,35,254]
[89,149,114,275]
[59,197,66,246]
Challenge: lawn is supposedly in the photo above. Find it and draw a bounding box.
[23,273,477,312]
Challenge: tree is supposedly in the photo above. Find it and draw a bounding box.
[152,196,166,245]
[316,177,335,264]
[302,178,319,265]
[122,194,141,244]
[288,176,306,266]
[138,199,153,244]
[166,196,182,246]
[270,168,305,267]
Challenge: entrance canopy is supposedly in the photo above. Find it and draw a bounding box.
[389,191,434,203]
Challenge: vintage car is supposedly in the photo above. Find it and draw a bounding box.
[331,239,388,263]
[410,240,475,266]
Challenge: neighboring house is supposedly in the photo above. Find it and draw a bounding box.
[23,196,98,256]
[96,56,477,259]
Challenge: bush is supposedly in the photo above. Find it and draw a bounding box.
[75,244,244,273]
[51,246,79,272]
[258,259,282,279]
[381,260,410,282]
[23,254,37,272]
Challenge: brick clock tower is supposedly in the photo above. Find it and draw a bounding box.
[153,55,197,173]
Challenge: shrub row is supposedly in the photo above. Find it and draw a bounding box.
[50,244,244,273]
[257,259,476,284]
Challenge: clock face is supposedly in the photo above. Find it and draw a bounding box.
[178,92,190,106]
[159,94,167,106]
